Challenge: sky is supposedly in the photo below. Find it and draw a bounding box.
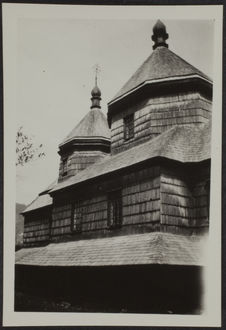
[11,9,214,205]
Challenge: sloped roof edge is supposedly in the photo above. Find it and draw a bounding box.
[15,232,208,267]
[110,46,212,104]
[60,108,110,147]
[59,136,110,148]
[51,123,211,194]
[21,194,52,215]
[109,74,212,106]
[22,179,57,215]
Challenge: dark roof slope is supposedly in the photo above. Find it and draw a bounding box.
[60,108,110,146]
[22,194,52,214]
[15,232,207,267]
[22,180,57,214]
[111,46,211,103]
[51,123,211,193]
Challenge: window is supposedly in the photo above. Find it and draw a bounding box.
[124,114,134,141]
[71,201,82,232]
[107,190,122,228]
[62,158,68,176]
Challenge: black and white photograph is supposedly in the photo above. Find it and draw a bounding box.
[2,3,222,327]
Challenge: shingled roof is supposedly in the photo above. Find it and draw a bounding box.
[110,46,211,104]
[51,123,211,193]
[15,232,207,267]
[60,108,110,146]
[22,180,56,214]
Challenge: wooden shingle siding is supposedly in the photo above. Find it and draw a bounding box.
[23,214,50,246]
[51,165,161,237]
[79,195,108,232]
[122,167,160,226]
[58,151,108,182]
[111,92,211,154]
[51,204,72,236]
[160,167,209,229]
[192,180,209,226]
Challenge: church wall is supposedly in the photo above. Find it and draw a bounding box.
[111,91,211,154]
[23,209,51,247]
[160,164,210,234]
[78,195,108,232]
[51,203,72,236]
[50,165,161,240]
[58,151,109,182]
[23,162,209,247]
[122,166,160,226]
[192,168,210,228]
[79,166,161,232]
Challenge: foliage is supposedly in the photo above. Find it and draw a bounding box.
[16,126,45,166]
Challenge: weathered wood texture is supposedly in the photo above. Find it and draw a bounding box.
[58,151,109,182]
[122,167,160,226]
[24,162,210,246]
[50,166,161,239]
[160,166,210,230]
[51,204,72,236]
[192,169,210,228]
[76,195,108,232]
[111,92,211,154]
[23,211,51,246]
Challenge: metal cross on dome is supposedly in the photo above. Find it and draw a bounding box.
[93,64,101,86]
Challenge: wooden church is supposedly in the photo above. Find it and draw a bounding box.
[15,20,211,314]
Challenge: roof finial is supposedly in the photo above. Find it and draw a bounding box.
[94,64,100,86]
[152,19,169,50]
[91,64,101,109]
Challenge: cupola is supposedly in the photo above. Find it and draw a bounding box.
[107,20,212,155]
[58,76,110,182]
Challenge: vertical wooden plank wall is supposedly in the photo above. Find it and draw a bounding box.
[111,92,211,154]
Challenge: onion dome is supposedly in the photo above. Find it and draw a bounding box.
[91,84,101,109]
[91,71,102,108]
[91,85,101,97]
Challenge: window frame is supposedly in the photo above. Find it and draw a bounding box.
[124,113,134,141]
[62,158,68,176]
[71,200,82,233]
[107,189,122,229]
